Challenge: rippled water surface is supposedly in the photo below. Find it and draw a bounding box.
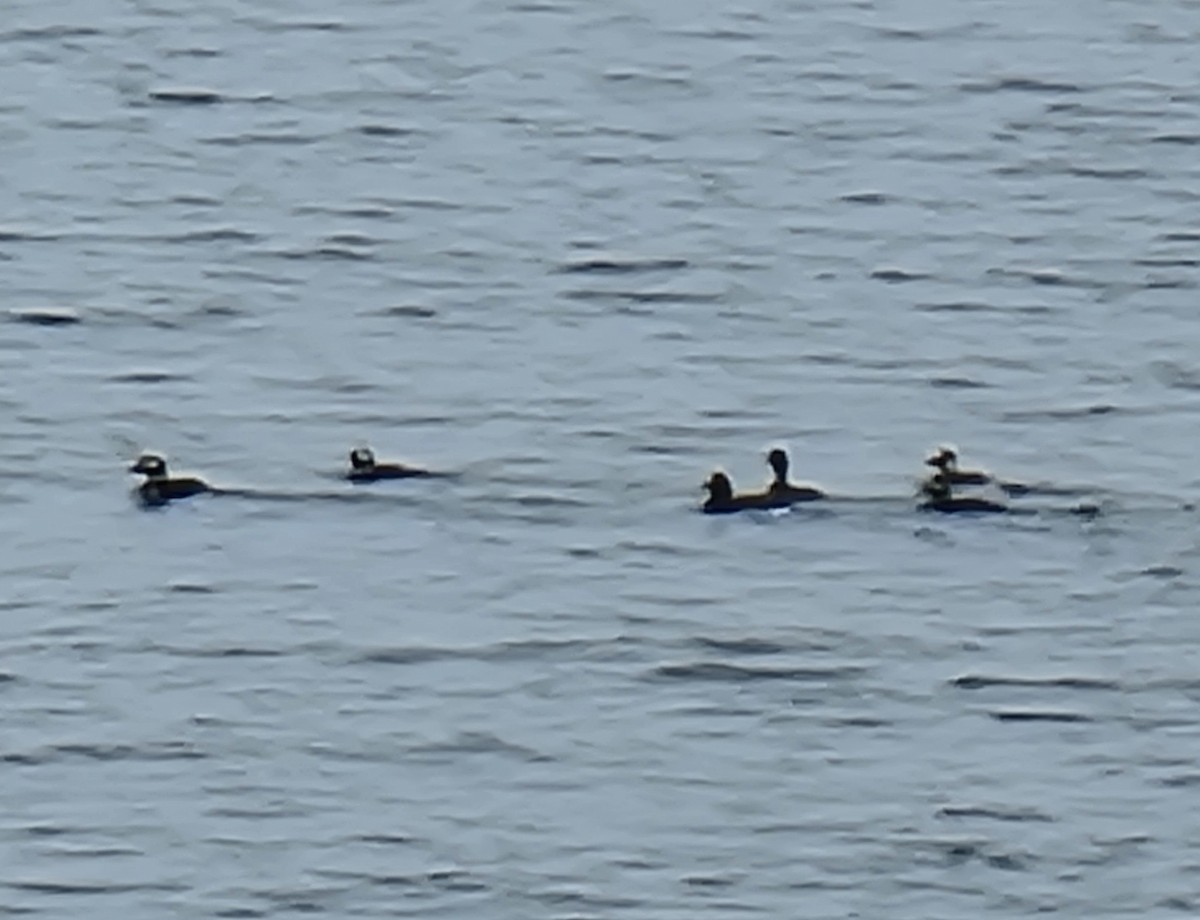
[4,0,1200,916]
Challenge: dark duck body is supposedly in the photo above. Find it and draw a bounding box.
[345,446,430,483]
[702,471,791,515]
[130,453,210,505]
[765,448,824,502]
[919,472,1007,514]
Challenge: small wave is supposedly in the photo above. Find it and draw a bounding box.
[8,879,171,895]
[987,710,1092,723]
[1002,403,1123,422]
[358,636,626,666]
[562,288,721,304]
[272,246,373,261]
[356,833,416,846]
[0,227,61,242]
[1159,773,1200,788]
[247,18,347,31]
[8,307,80,326]
[558,256,689,274]
[1143,278,1195,290]
[509,493,592,509]
[841,191,890,204]
[357,646,454,666]
[326,232,376,247]
[357,123,421,137]
[509,0,567,11]
[929,376,990,389]
[3,740,206,765]
[673,25,759,41]
[23,824,77,837]
[426,869,489,893]
[952,674,1118,691]
[389,197,465,212]
[870,267,929,283]
[108,370,189,384]
[204,132,323,147]
[651,662,861,683]
[920,301,1055,315]
[149,87,224,105]
[1135,257,1200,268]
[1142,564,1184,578]
[206,804,311,819]
[683,874,738,888]
[488,636,632,662]
[408,731,551,763]
[166,47,221,58]
[1068,165,1150,180]
[1151,134,1200,145]
[962,76,1083,94]
[602,69,693,88]
[824,715,890,728]
[373,304,437,319]
[360,873,421,888]
[167,583,218,594]
[2,25,103,41]
[872,26,943,41]
[693,636,787,655]
[938,805,1054,822]
[153,644,288,659]
[165,227,261,244]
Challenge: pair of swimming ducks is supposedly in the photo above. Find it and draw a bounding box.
[703,446,1019,515]
[129,446,427,504]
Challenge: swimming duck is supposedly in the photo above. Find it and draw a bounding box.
[129,453,210,504]
[919,472,1007,514]
[345,446,430,483]
[925,446,991,485]
[924,446,1030,496]
[765,447,825,502]
[702,471,791,514]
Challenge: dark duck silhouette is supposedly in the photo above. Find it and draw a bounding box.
[765,448,825,502]
[129,453,211,505]
[925,446,1029,496]
[919,471,1007,514]
[702,471,791,514]
[924,447,990,485]
[345,446,430,483]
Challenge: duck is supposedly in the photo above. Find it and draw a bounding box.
[925,446,1029,496]
[924,446,991,485]
[701,471,795,514]
[919,472,1007,514]
[129,453,210,504]
[765,447,825,502]
[345,446,430,483]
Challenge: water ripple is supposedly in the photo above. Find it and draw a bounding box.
[650,662,865,683]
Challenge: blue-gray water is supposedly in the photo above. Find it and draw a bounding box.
[4,0,1200,916]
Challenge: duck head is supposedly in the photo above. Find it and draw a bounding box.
[767,447,790,483]
[925,447,958,471]
[349,447,377,471]
[705,471,734,503]
[130,453,168,478]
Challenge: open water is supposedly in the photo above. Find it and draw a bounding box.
[3,0,1200,917]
